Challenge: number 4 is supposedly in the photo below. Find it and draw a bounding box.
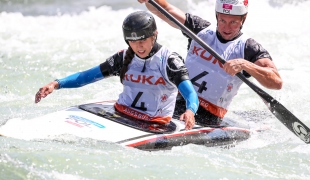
[131,92,147,111]
[191,71,208,93]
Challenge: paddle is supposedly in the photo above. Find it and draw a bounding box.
[148,0,310,144]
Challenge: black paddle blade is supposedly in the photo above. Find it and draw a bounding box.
[238,74,310,144]
[259,90,310,144]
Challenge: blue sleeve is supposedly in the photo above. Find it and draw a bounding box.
[56,65,104,89]
[178,80,199,114]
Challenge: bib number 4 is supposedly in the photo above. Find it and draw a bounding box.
[131,92,147,111]
[191,71,208,93]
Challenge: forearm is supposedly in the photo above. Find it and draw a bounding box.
[56,65,104,89]
[242,59,283,90]
[145,0,186,29]
[178,80,199,114]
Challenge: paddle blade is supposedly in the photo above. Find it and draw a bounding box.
[237,71,310,144]
[266,99,310,143]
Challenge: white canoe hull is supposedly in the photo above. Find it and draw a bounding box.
[0,101,251,151]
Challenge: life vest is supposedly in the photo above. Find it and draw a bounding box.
[186,29,247,118]
[116,46,178,124]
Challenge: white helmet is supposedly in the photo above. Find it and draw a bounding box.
[215,0,248,16]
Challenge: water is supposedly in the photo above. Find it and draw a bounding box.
[1,0,310,179]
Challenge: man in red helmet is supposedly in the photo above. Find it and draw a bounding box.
[138,0,283,126]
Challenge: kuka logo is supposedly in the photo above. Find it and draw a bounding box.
[124,74,166,85]
[191,46,223,68]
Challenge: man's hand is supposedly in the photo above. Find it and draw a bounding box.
[223,58,245,76]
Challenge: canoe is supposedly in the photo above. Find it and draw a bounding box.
[0,101,251,151]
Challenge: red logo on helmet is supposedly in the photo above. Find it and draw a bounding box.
[244,0,248,6]
[222,4,233,10]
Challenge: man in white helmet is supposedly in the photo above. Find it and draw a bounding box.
[138,0,283,125]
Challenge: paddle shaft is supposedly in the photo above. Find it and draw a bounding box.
[148,0,310,143]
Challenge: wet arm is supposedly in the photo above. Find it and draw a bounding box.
[178,80,199,114]
[56,65,104,89]
[57,51,125,89]
[166,52,198,114]
[241,58,283,90]
[144,0,186,29]
[243,38,282,90]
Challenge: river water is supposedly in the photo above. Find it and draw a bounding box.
[1,0,310,179]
